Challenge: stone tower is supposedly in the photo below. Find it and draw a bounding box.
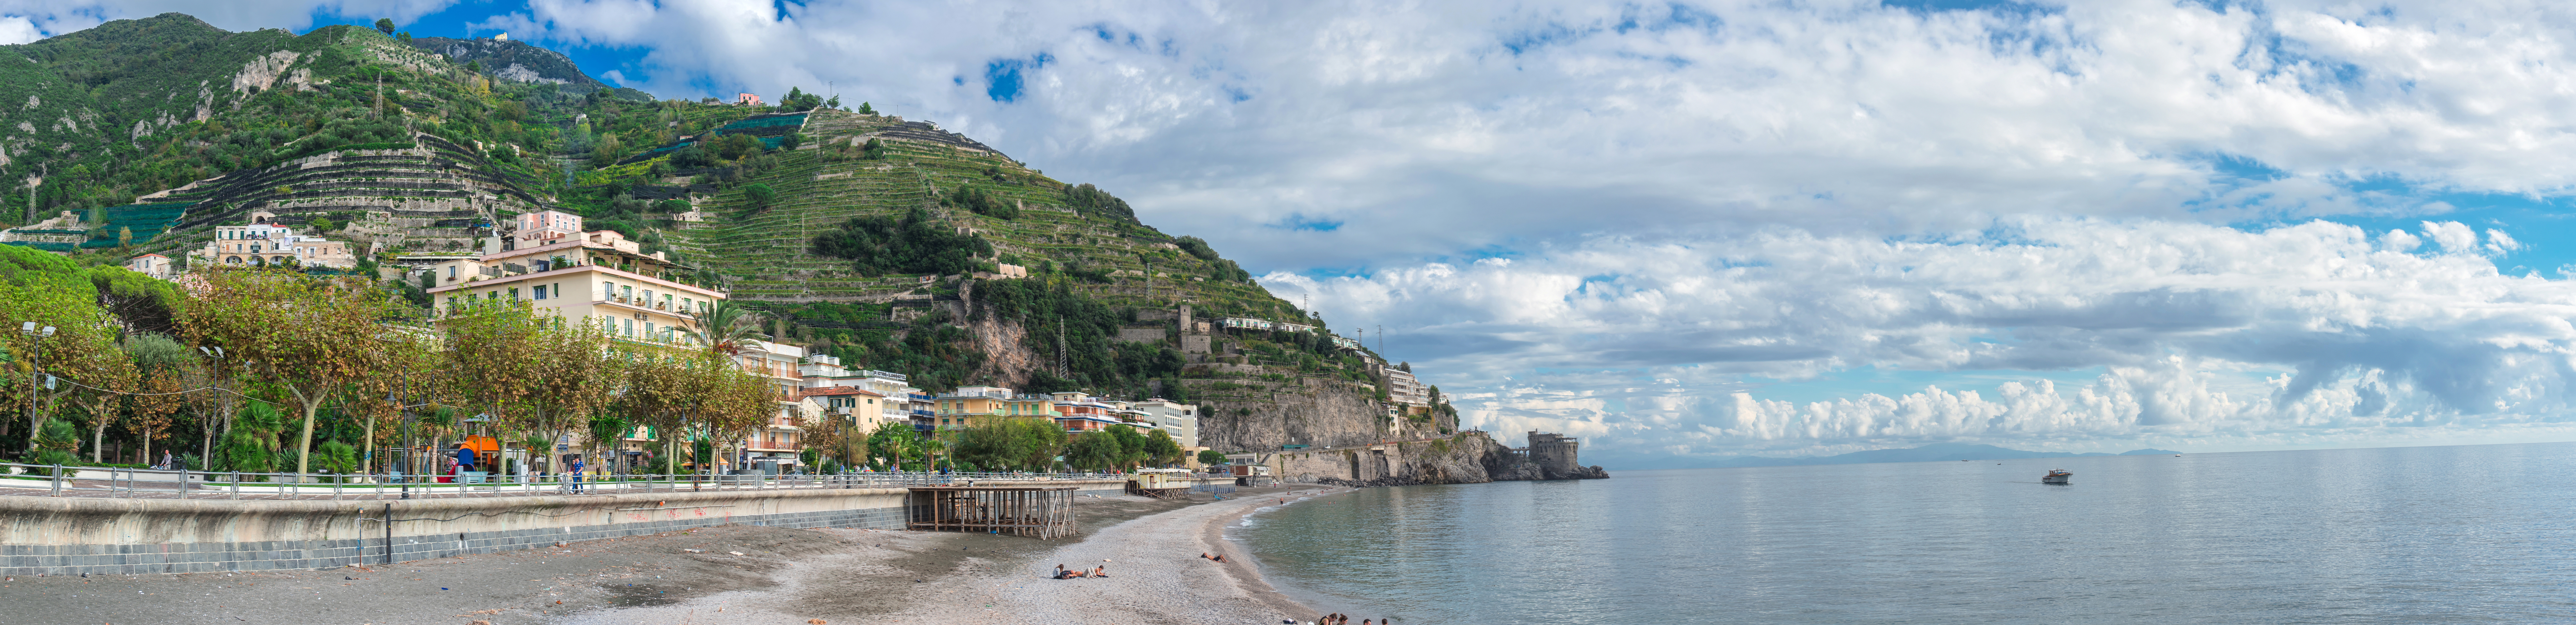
[1528,431,1580,478]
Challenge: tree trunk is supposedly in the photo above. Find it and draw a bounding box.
[91,414,107,463]
[287,385,319,475]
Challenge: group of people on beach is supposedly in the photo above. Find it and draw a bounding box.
[1315,613,1380,624]
[1052,564,1107,579]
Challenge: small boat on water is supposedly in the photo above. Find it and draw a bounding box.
[2041,469,2072,484]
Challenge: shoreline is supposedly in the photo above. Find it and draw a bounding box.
[553,484,1359,624]
[0,485,1366,624]
[1202,487,1357,620]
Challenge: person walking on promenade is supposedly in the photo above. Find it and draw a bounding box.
[570,458,586,493]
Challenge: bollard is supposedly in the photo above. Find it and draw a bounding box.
[49,463,62,497]
[230,472,240,500]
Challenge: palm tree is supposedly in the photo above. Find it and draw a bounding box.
[682,300,765,355]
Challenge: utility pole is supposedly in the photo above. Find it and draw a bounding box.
[1056,315,1067,377]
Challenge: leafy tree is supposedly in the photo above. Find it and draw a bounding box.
[0,279,127,455]
[778,87,824,112]
[718,133,760,160]
[590,133,623,168]
[1064,183,1134,222]
[1143,427,1182,467]
[780,133,802,150]
[825,95,841,111]
[1197,449,1226,466]
[942,186,1018,219]
[861,137,888,159]
[119,332,190,463]
[529,316,629,471]
[683,299,766,356]
[857,102,875,115]
[179,268,404,474]
[221,402,285,476]
[90,265,179,335]
[27,417,79,473]
[1063,429,1121,472]
[316,439,359,481]
[373,19,396,35]
[866,421,923,470]
[953,416,1065,471]
[1175,236,1220,261]
[809,208,992,276]
[670,143,713,168]
[741,183,776,212]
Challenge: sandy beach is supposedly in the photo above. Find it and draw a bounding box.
[0,483,1358,625]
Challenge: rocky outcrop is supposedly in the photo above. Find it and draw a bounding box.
[1286,430,1607,488]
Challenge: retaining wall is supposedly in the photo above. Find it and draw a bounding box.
[0,479,1148,576]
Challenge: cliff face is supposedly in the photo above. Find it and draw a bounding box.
[1267,430,1606,487]
[1196,377,1406,453]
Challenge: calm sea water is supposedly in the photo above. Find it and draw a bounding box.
[1230,443,2576,624]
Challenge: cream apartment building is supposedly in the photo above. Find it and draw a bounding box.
[422,211,721,345]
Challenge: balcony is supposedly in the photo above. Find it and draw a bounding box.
[910,409,936,417]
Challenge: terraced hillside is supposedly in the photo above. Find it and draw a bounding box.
[662,109,1290,316]
[0,14,622,260]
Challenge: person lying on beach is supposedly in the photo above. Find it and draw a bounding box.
[1054,564,1077,579]
[1201,552,1211,559]
[1093,565,1109,578]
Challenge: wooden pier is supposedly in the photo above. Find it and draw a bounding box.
[906,486,1079,540]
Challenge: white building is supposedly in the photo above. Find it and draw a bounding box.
[1132,398,1201,448]
[1384,367,1428,407]
[124,253,175,279]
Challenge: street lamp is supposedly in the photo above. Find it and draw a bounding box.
[20,322,53,456]
[191,346,222,493]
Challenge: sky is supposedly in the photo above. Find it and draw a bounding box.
[12,0,2576,466]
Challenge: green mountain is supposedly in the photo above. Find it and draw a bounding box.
[0,13,1442,431]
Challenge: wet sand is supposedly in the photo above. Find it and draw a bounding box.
[0,484,1359,624]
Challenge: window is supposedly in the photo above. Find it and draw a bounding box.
[644,321,655,337]
[533,285,547,300]
[621,285,633,300]
[622,318,634,336]
[508,287,519,300]
[448,266,457,279]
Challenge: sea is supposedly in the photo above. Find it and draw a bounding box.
[1229,442,2576,624]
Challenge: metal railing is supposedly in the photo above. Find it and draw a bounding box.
[0,462,1231,500]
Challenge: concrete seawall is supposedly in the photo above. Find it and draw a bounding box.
[0,479,1160,576]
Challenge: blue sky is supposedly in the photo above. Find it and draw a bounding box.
[14,0,2576,466]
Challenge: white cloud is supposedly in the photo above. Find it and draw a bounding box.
[1270,218,2576,460]
[0,15,41,44]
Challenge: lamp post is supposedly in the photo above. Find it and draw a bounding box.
[20,322,53,455]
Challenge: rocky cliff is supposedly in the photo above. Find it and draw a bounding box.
[1268,430,1607,488]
